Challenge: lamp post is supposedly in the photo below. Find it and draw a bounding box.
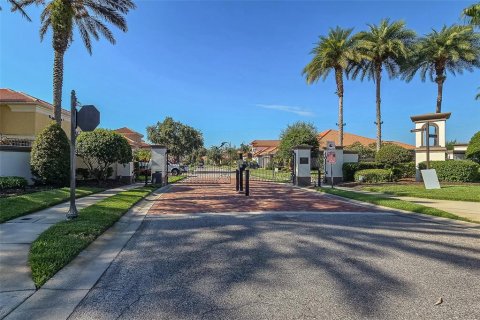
[66,90,79,219]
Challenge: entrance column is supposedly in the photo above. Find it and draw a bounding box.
[292,145,311,187]
[151,145,168,186]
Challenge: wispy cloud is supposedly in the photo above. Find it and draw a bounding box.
[256,104,315,117]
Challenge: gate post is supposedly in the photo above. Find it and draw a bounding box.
[292,145,312,187]
[151,145,168,186]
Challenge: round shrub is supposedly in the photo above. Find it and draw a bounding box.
[466,131,480,163]
[354,169,393,183]
[393,161,416,179]
[342,162,384,182]
[31,122,70,186]
[76,129,132,182]
[419,160,480,182]
[375,144,413,168]
[0,176,28,190]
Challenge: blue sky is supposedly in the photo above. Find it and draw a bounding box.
[1,0,479,147]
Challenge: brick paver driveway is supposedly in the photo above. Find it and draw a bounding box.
[150,180,379,214]
[69,179,480,320]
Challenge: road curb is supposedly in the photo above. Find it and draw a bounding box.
[3,185,171,320]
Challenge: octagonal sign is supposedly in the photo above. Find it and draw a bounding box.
[76,105,100,132]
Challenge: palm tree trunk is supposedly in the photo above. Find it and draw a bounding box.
[335,68,344,147]
[53,49,65,125]
[435,75,445,113]
[375,65,382,151]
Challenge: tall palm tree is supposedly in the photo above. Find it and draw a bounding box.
[349,19,416,151]
[402,25,480,112]
[463,3,480,27]
[1,0,31,20]
[302,27,356,147]
[16,0,135,124]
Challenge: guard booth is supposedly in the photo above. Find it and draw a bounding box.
[150,145,168,186]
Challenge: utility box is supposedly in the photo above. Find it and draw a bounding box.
[293,145,312,187]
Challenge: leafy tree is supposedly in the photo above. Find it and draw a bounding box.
[466,131,480,163]
[207,146,222,165]
[276,121,319,165]
[446,139,458,151]
[402,25,480,113]
[344,141,377,161]
[76,129,132,182]
[375,144,413,168]
[16,0,135,124]
[349,19,416,151]
[147,117,204,162]
[133,149,151,162]
[239,142,251,154]
[303,27,356,147]
[463,3,480,27]
[30,122,70,186]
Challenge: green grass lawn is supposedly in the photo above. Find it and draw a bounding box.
[0,187,103,223]
[249,169,292,182]
[319,187,475,223]
[168,175,186,183]
[362,185,480,202]
[29,186,155,288]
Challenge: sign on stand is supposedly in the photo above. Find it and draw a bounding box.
[421,169,441,189]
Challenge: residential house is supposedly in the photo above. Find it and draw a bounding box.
[251,140,280,168]
[318,129,415,150]
[114,127,151,150]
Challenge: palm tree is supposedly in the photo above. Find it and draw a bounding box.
[1,0,31,20]
[402,25,480,112]
[16,0,135,124]
[302,27,356,147]
[463,3,480,27]
[349,19,416,151]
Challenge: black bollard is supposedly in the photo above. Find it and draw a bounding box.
[245,169,250,196]
[239,168,244,192]
[235,169,240,191]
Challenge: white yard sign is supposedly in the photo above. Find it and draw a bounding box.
[421,169,441,190]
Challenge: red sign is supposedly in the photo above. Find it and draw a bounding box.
[326,151,336,164]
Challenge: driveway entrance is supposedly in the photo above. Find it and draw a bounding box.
[150,180,379,214]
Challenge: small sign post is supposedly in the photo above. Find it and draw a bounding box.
[66,91,100,220]
[326,141,336,188]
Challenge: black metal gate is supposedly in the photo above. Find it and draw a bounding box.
[247,152,294,184]
[181,164,233,184]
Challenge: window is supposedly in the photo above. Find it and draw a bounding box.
[421,123,439,147]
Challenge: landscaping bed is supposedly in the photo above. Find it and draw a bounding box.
[29,185,156,288]
[319,187,474,223]
[0,187,103,223]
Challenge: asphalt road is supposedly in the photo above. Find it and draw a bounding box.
[69,211,480,320]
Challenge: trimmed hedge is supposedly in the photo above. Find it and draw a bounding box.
[419,160,480,182]
[354,169,393,183]
[393,161,416,179]
[0,176,28,190]
[375,144,413,168]
[343,162,384,182]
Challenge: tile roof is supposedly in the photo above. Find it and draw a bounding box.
[318,129,415,150]
[0,88,69,115]
[251,140,280,147]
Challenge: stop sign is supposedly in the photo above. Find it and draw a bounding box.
[76,105,100,131]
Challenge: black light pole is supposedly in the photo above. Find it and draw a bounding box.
[66,90,78,220]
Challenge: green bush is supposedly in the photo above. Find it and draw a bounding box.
[342,162,384,182]
[0,176,28,190]
[393,161,416,179]
[466,131,480,163]
[76,129,132,182]
[375,144,413,168]
[419,160,480,182]
[354,169,393,183]
[30,122,70,186]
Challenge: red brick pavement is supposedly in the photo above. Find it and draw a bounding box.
[149,180,382,214]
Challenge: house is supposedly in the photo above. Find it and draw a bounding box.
[0,89,72,181]
[318,129,415,150]
[114,127,150,150]
[447,143,468,160]
[251,140,280,168]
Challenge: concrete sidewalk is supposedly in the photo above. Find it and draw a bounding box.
[335,187,480,222]
[0,183,142,319]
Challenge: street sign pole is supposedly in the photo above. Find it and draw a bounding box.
[330,163,333,189]
[66,90,78,219]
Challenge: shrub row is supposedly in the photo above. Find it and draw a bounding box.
[419,160,480,182]
[0,176,28,190]
[343,162,385,182]
[354,169,393,183]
